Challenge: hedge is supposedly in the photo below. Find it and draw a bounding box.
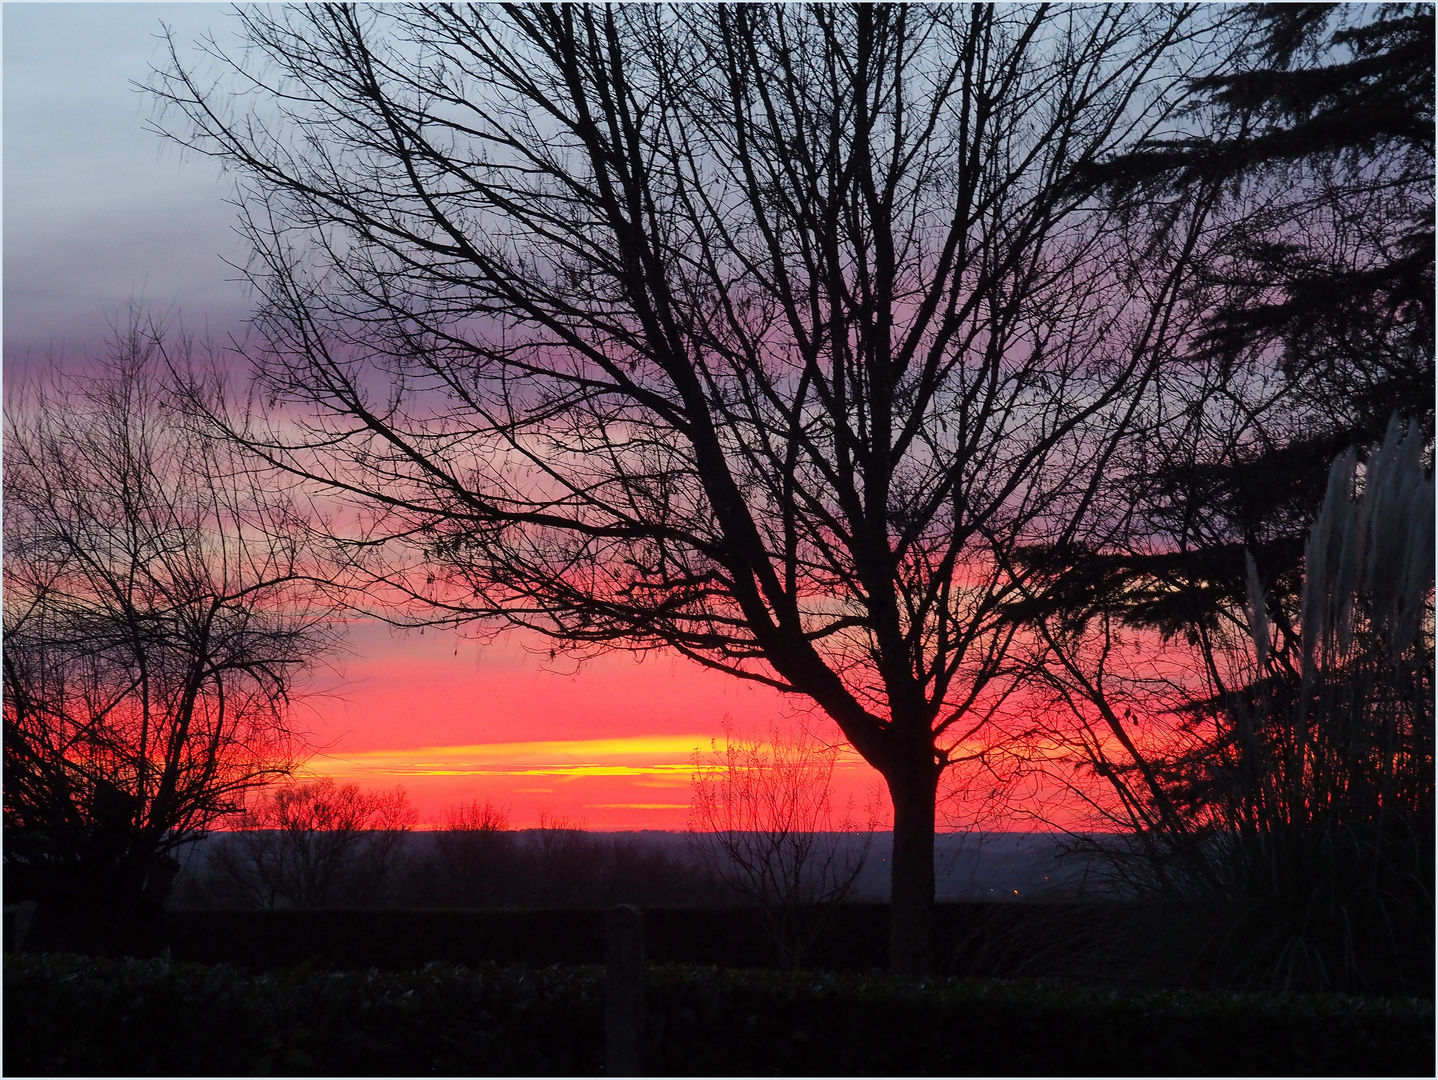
[7,952,1433,1076]
[22,902,1431,997]
[73,903,1222,983]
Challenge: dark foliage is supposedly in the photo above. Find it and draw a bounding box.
[4,953,605,1077]
[1014,423,1434,996]
[6,952,1432,1076]
[20,899,1423,999]
[1075,2,1435,630]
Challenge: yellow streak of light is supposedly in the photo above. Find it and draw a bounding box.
[382,765,693,778]
[308,732,879,784]
[309,734,714,780]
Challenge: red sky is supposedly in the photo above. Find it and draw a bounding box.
[298,619,887,829]
[292,618,1116,832]
[3,7,1121,836]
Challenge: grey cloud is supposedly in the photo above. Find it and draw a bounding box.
[5,4,250,368]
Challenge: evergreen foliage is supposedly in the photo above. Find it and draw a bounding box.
[6,953,1431,1076]
[1080,3,1434,629]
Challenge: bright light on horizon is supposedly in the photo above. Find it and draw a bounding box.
[300,732,882,829]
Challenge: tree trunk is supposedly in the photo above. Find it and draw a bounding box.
[887,764,938,976]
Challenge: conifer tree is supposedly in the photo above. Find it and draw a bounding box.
[1032,3,1433,638]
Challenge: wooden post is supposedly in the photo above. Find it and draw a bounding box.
[4,901,37,953]
[606,903,644,1076]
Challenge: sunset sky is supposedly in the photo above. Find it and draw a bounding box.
[3,4,887,828]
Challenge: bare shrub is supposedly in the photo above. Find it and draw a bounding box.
[689,722,878,967]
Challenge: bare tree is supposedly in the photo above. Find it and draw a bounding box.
[689,721,876,968]
[2,318,338,916]
[423,798,515,907]
[208,778,417,909]
[154,4,1239,971]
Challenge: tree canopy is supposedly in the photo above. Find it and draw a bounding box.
[150,4,1282,971]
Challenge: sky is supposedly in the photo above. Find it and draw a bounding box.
[3,4,253,368]
[1,6,1128,836]
[2,4,877,829]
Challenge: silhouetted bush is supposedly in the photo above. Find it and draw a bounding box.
[155,906,870,973]
[7,952,1432,1076]
[4,952,602,1076]
[1117,425,1435,997]
[688,722,877,968]
[99,901,1428,995]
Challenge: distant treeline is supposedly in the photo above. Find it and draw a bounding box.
[170,829,1115,911]
[173,826,719,910]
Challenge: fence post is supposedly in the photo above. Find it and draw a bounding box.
[606,903,644,1075]
[4,901,37,953]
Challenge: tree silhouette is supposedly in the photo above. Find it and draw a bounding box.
[424,798,514,907]
[996,5,1433,891]
[2,319,338,920]
[154,5,1238,971]
[1048,3,1434,640]
[208,779,416,909]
